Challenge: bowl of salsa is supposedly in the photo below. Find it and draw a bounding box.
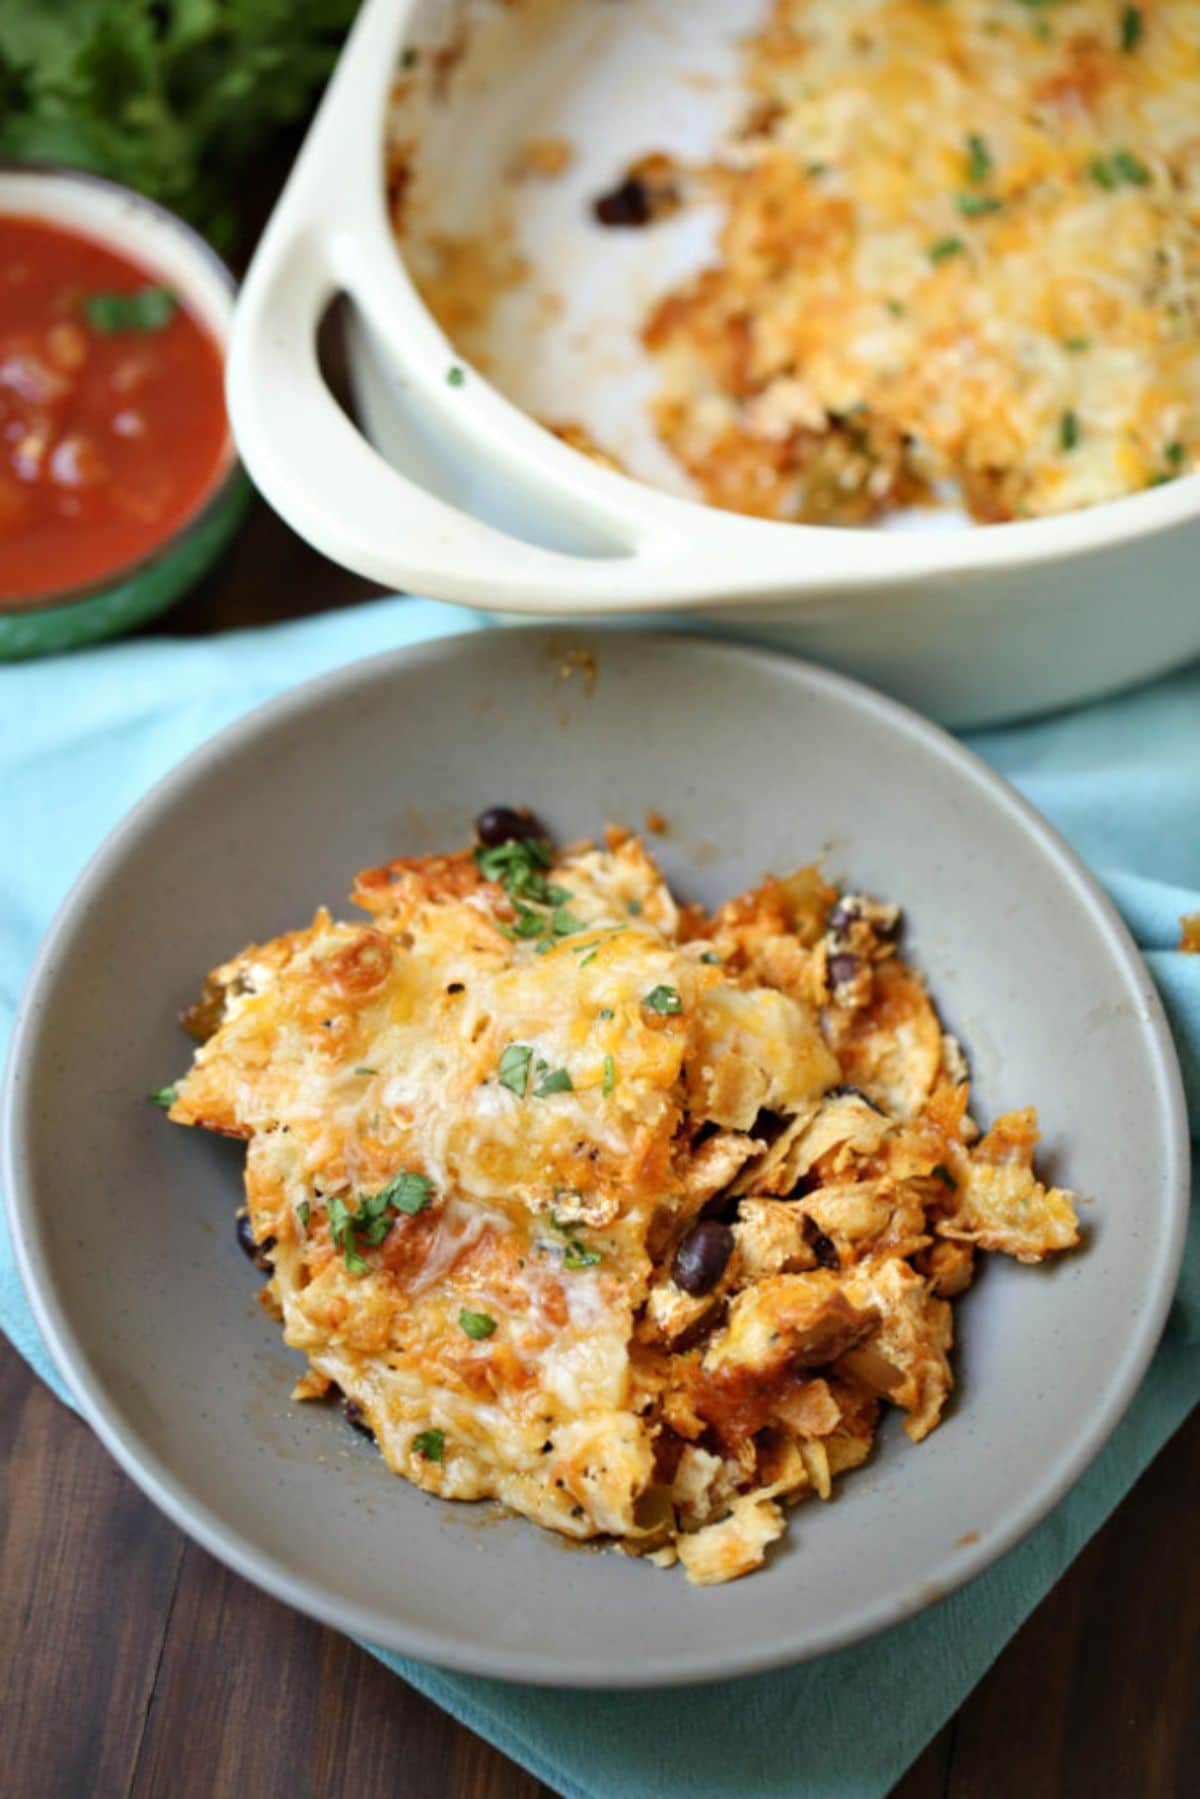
[0,165,249,658]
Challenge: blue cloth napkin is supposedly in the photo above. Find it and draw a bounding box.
[2,598,1197,1799]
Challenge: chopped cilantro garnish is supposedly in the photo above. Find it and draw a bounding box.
[401,46,419,68]
[930,1163,958,1190]
[534,1065,574,1097]
[413,1428,445,1461]
[643,984,682,1015]
[700,952,720,965]
[965,132,992,185]
[1063,337,1091,353]
[1113,149,1150,186]
[1120,6,1143,52]
[535,938,557,956]
[327,1194,367,1275]
[578,950,598,968]
[475,838,590,951]
[1151,442,1188,485]
[84,287,177,334]
[1060,410,1080,451]
[354,1065,377,1076]
[885,298,906,317]
[564,1240,601,1270]
[446,365,465,387]
[929,236,965,264]
[627,897,643,915]
[297,1201,310,1232]
[602,1054,615,1097]
[328,1171,433,1273]
[598,1006,614,1020]
[475,834,553,891]
[499,1043,533,1096]
[1092,151,1151,190]
[957,193,1003,217]
[353,1194,395,1248]
[510,904,548,940]
[150,1084,178,1109]
[459,1309,497,1340]
[371,1170,433,1217]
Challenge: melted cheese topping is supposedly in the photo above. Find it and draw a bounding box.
[167,830,1082,1581]
[643,0,1200,521]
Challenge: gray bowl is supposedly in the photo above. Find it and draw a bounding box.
[2,629,1188,1685]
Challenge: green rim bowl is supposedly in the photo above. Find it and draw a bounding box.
[0,163,249,659]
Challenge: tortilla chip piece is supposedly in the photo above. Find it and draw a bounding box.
[704,1272,877,1381]
[826,960,943,1118]
[730,1198,817,1283]
[677,1494,787,1585]
[940,1107,1080,1262]
[840,1259,953,1442]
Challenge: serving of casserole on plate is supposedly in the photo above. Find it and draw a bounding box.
[5,631,1186,1680]
[159,813,1080,1585]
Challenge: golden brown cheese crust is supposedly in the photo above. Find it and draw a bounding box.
[642,0,1199,523]
[165,831,1081,1582]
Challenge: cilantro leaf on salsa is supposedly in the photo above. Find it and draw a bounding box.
[84,286,177,334]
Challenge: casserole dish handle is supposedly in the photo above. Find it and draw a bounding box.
[227,215,687,606]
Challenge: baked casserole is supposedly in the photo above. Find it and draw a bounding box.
[159,810,1080,1584]
[639,0,1200,522]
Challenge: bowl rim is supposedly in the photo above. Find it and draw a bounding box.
[0,159,243,618]
[2,627,1191,1686]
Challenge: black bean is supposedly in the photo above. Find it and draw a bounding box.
[343,1399,375,1442]
[827,897,862,935]
[236,1212,275,1270]
[828,952,860,989]
[829,894,900,939]
[473,805,548,847]
[810,1228,840,1270]
[672,1219,734,1296]
[593,176,652,227]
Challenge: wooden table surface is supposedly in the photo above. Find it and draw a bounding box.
[3,457,1198,1799]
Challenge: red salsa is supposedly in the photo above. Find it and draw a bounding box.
[0,215,230,602]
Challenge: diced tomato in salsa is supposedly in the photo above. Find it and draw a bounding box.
[0,215,230,602]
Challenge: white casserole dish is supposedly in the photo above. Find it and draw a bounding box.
[227,0,1200,727]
